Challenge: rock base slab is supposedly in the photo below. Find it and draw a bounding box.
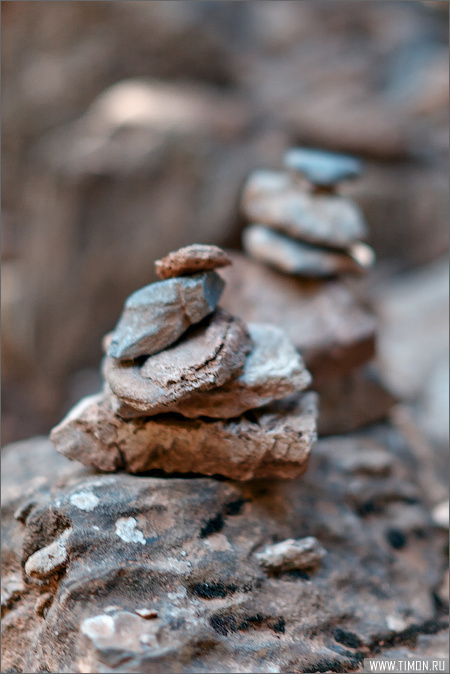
[50,391,318,480]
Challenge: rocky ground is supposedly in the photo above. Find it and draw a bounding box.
[2,427,448,673]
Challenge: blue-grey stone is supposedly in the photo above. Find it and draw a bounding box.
[283,147,363,186]
[243,224,370,277]
[107,271,224,360]
[242,171,367,248]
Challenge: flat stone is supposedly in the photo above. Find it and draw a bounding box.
[104,309,252,415]
[155,244,232,279]
[112,323,312,419]
[243,224,366,277]
[220,252,376,382]
[283,147,363,186]
[50,391,318,480]
[241,170,367,248]
[255,537,326,572]
[107,271,224,361]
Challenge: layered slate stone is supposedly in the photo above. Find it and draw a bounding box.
[155,244,232,279]
[243,224,365,277]
[107,271,224,360]
[283,147,363,187]
[241,170,367,249]
[104,309,252,415]
[111,323,312,419]
[50,391,318,479]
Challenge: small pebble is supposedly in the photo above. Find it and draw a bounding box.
[255,537,326,572]
[432,501,449,529]
[155,244,232,279]
[135,608,158,619]
[24,528,72,579]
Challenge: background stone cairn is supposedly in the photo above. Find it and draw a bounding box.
[241,147,376,278]
[220,148,395,437]
[51,244,317,480]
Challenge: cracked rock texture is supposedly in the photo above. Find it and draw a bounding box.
[104,309,252,416]
[110,323,311,420]
[50,392,318,480]
[2,427,448,673]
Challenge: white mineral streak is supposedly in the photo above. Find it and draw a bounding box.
[115,517,146,545]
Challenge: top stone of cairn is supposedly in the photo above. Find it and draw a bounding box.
[155,244,232,279]
[283,147,363,187]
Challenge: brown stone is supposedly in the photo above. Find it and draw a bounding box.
[220,252,376,381]
[112,322,311,419]
[155,244,232,279]
[104,309,252,416]
[50,391,318,480]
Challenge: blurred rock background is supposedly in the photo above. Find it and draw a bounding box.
[1,0,448,467]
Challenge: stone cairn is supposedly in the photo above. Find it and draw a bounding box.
[219,147,395,437]
[51,244,317,480]
[241,146,376,278]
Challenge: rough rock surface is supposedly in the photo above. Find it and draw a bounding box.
[50,391,318,480]
[243,224,364,277]
[316,364,397,436]
[241,170,367,249]
[220,252,376,382]
[283,147,363,187]
[107,271,225,361]
[104,310,252,416]
[112,323,311,420]
[2,429,448,673]
[155,244,232,279]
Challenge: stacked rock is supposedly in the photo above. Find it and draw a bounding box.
[219,149,395,436]
[241,147,375,278]
[51,244,317,480]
